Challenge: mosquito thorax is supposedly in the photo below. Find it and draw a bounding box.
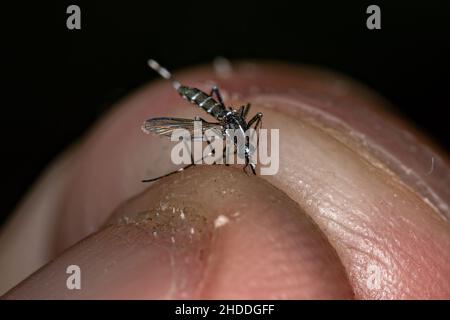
[223,112,247,130]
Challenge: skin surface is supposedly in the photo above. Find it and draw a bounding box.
[0,61,449,299]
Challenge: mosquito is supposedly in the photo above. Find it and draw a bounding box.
[142,59,263,182]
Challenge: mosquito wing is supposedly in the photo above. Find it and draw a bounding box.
[142,117,224,139]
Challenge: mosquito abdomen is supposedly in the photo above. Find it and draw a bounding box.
[177,86,227,119]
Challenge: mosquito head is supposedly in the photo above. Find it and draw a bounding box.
[148,59,181,90]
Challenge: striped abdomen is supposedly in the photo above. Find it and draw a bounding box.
[177,86,227,119]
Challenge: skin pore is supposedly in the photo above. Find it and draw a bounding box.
[0,61,449,299]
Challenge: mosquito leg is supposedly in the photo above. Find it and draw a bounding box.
[204,139,220,166]
[243,103,251,119]
[238,105,244,118]
[143,133,201,183]
[243,133,257,176]
[247,112,263,128]
[243,154,256,175]
[243,112,262,176]
[248,112,263,147]
[184,136,195,165]
[210,85,225,105]
[205,139,215,156]
[223,131,238,166]
[208,140,231,166]
[243,155,250,175]
[223,144,232,166]
[141,163,195,182]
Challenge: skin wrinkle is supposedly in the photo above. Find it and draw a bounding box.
[1,62,450,298]
[241,194,345,295]
[251,102,450,298]
[251,94,449,221]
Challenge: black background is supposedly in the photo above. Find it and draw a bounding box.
[2,1,449,224]
[0,299,441,319]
